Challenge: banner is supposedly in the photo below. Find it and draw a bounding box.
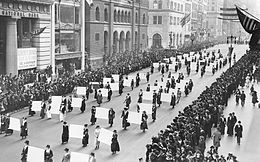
[9,117,20,131]
[31,101,42,111]
[71,98,82,108]
[98,128,113,145]
[50,96,62,114]
[153,63,159,68]
[139,73,146,80]
[161,93,171,102]
[95,107,109,120]
[69,124,84,139]
[138,103,153,114]
[123,79,131,87]
[76,87,86,96]
[70,152,90,162]
[110,83,119,91]
[142,92,153,101]
[128,111,142,124]
[17,48,37,70]
[190,62,197,71]
[28,146,44,162]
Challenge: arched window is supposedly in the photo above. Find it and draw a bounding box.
[128,12,131,23]
[114,10,117,22]
[125,11,128,22]
[118,10,121,22]
[135,12,138,24]
[158,0,162,9]
[142,14,146,24]
[95,7,100,21]
[121,11,124,22]
[104,8,108,22]
[153,0,158,9]
[152,33,162,48]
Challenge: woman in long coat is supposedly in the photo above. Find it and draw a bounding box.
[80,96,86,113]
[138,89,143,103]
[59,103,66,122]
[111,130,120,154]
[90,106,97,125]
[170,92,176,109]
[156,92,161,107]
[20,117,28,139]
[46,101,52,119]
[44,145,53,162]
[40,99,46,119]
[62,122,69,144]
[94,126,101,150]
[82,124,89,147]
[97,90,103,106]
[152,105,157,122]
[121,108,129,130]
[252,90,258,106]
[108,108,115,127]
[140,111,148,132]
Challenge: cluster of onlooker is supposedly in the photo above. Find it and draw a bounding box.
[145,49,260,162]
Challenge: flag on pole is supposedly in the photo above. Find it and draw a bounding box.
[236,6,260,34]
[180,13,191,27]
[86,0,93,6]
[30,27,47,36]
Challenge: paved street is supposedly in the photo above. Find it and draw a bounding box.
[0,44,249,162]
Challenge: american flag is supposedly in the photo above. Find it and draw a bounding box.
[180,13,191,27]
[236,6,260,34]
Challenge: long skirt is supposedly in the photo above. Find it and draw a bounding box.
[59,112,65,122]
[140,121,148,130]
[46,110,52,119]
[82,135,89,146]
[20,128,28,137]
[111,141,120,152]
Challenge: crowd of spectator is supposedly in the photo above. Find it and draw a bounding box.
[145,49,260,161]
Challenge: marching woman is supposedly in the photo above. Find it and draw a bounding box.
[138,89,143,103]
[82,124,89,147]
[184,83,189,96]
[67,96,72,112]
[107,88,112,101]
[157,92,161,107]
[140,111,148,132]
[4,114,12,136]
[131,79,134,91]
[21,140,29,162]
[61,122,69,144]
[136,73,140,87]
[119,81,124,95]
[108,108,115,127]
[252,90,258,106]
[80,96,86,113]
[59,103,66,122]
[111,130,120,154]
[170,92,176,109]
[97,90,103,106]
[124,93,131,108]
[121,108,129,130]
[20,117,28,139]
[146,72,150,82]
[152,105,157,122]
[46,101,52,119]
[40,99,46,119]
[44,145,54,162]
[94,125,101,150]
[90,106,97,125]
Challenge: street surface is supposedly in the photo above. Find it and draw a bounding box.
[0,44,250,162]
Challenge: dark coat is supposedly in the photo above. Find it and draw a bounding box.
[235,124,243,138]
[111,134,120,152]
[62,125,69,143]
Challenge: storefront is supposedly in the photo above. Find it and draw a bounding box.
[0,0,52,75]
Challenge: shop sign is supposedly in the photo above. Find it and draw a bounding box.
[17,48,37,70]
[0,9,39,18]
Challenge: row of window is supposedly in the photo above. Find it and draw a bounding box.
[153,0,184,12]
[169,16,181,25]
[95,7,147,24]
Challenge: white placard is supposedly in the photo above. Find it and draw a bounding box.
[98,88,109,97]
[71,98,82,108]
[76,87,86,95]
[128,111,142,124]
[123,79,131,87]
[143,92,153,101]
[183,54,189,58]
[110,83,119,91]
[112,75,120,82]
[51,96,62,114]
[153,63,159,68]
[161,93,172,102]
[191,62,197,71]
[31,101,42,111]
[187,57,192,62]
[28,146,44,162]
[164,58,170,63]
[170,57,175,62]
[17,48,37,70]
[69,124,84,139]
[9,117,20,131]
[96,107,109,120]
[98,128,113,145]
[169,64,175,70]
[138,103,153,114]
[150,86,159,92]
[70,152,90,162]
[139,73,146,80]
[103,78,112,85]
[206,65,213,72]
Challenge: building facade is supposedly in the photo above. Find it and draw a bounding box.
[85,0,149,68]
[148,0,185,49]
[0,0,52,75]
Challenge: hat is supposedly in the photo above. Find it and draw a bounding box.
[25,140,29,145]
[238,121,241,123]
[113,130,117,133]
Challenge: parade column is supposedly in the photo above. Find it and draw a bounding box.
[6,17,18,75]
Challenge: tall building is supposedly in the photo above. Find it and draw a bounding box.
[85,0,149,68]
[148,0,185,49]
[0,0,53,75]
[206,0,224,38]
